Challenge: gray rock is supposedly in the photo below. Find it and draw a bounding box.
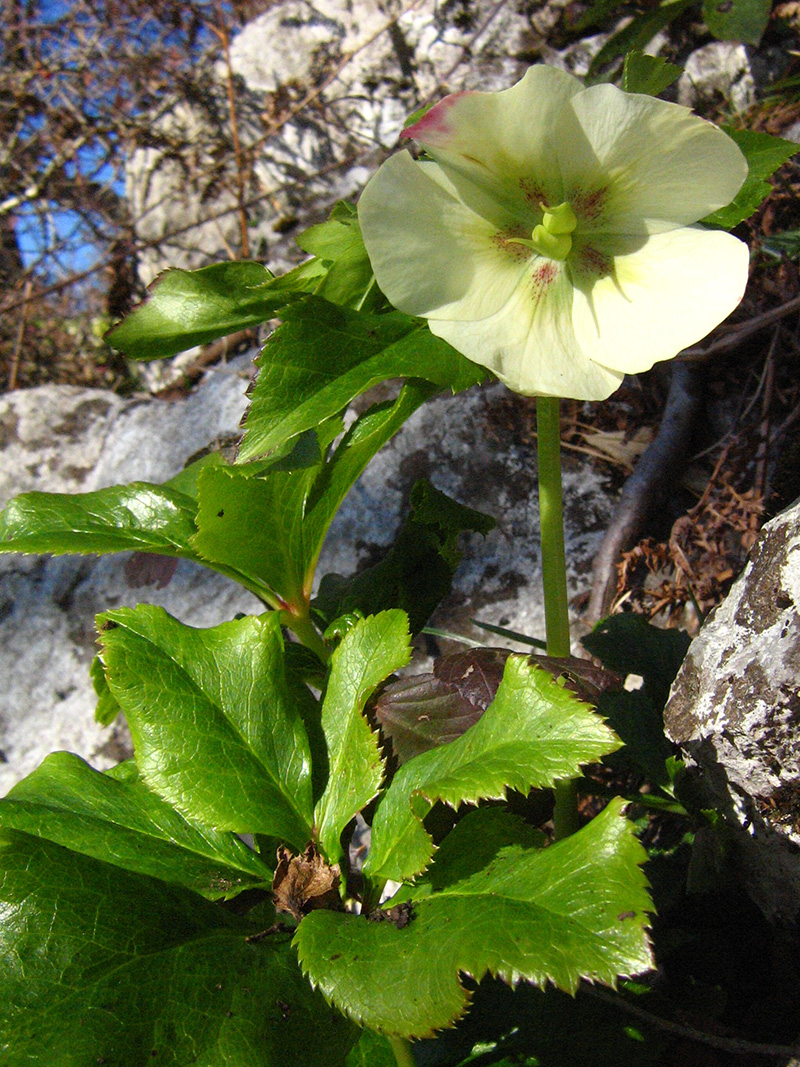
[664,498,800,925]
[677,42,757,113]
[0,369,615,794]
[0,358,262,795]
[126,0,543,287]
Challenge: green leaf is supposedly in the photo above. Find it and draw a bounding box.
[105,260,287,360]
[582,613,689,711]
[564,0,625,33]
[702,127,798,229]
[239,296,486,463]
[90,653,122,725]
[295,202,378,310]
[194,382,440,614]
[702,0,771,44]
[373,647,510,764]
[0,830,356,1065]
[295,799,653,1038]
[364,656,621,882]
[345,1029,399,1066]
[586,0,694,82]
[0,753,273,899]
[314,479,495,634]
[192,422,341,611]
[315,611,411,863]
[582,615,689,786]
[596,688,675,787]
[97,606,315,848]
[763,226,800,260]
[622,49,682,96]
[0,479,200,556]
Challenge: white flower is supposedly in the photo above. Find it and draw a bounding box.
[357,65,749,400]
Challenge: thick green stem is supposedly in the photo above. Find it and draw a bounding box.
[536,397,577,840]
[536,397,570,660]
[279,608,330,664]
[388,1035,416,1067]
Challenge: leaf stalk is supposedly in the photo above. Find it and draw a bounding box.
[536,396,578,839]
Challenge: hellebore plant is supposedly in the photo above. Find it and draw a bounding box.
[359,64,749,832]
[0,53,793,1067]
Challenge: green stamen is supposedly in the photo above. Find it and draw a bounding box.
[507,200,578,262]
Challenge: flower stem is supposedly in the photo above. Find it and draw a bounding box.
[388,1035,416,1067]
[536,396,577,840]
[536,397,570,659]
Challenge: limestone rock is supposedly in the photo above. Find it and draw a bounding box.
[0,371,615,794]
[0,358,261,795]
[664,498,800,924]
[677,42,756,113]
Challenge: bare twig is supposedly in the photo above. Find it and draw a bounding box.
[8,277,33,390]
[210,2,251,259]
[583,984,800,1058]
[679,295,800,361]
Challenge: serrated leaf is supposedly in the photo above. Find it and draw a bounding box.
[295,202,378,309]
[622,49,682,96]
[375,648,625,765]
[314,480,495,635]
[596,688,675,786]
[702,127,798,229]
[345,1029,398,1066]
[0,830,356,1065]
[315,611,412,863]
[97,606,314,847]
[295,799,653,1038]
[582,613,689,711]
[90,653,122,725]
[0,752,272,899]
[374,648,510,763]
[364,657,621,882]
[194,382,440,615]
[239,296,486,462]
[105,260,287,360]
[702,0,771,44]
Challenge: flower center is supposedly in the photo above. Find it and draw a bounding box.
[508,201,577,262]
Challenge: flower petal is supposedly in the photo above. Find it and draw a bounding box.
[570,227,749,374]
[428,261,624,400]
[358,151,530,321]
[404,66,585,210]
[557,84,748,234]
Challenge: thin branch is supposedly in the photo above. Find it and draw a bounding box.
[679,295,800,361]
[582,985,800,1058]
[586,362,704,623]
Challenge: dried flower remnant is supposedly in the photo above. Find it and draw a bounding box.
[272,843,344,922]
[358,65,750,401]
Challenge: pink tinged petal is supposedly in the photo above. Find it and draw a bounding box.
[570,227,750,375]
[403,65,585,206]
[558,84,748,234]
[427,261,624,401]
[358,151,530,322]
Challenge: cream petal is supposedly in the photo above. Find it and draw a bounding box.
[557,84,747,234]
[428,262,624,400]
[358,151,530,321]
[404,65,584,206]
[570,227,749,374]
